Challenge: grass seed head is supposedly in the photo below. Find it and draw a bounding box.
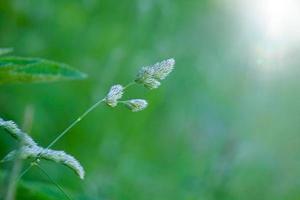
[105,84,124,107]
[125,99,148,112]
[135,58,175,89]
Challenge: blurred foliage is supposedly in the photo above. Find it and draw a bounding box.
[1,0,300,200]
[0,171,87,200]
[0,56,86,84]
[0,48,13,56]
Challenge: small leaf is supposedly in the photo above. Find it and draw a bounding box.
[0,48,13,56]
[0,56,87,84]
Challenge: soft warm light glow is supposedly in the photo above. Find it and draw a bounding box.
[234,0,300,42]
[232,0,300,75]
[260,0,300,41]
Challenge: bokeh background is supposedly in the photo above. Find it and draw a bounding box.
[1,0,300,199]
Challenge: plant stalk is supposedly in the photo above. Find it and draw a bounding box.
[5,105,34,200]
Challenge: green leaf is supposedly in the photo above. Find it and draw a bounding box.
[0,48,13,56]
[0,56,87,84]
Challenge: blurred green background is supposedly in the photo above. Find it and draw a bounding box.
[1,0,300,199]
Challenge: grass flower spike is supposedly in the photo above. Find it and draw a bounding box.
[40,149,85,179]
[135,58,175,89]
[0,117,85,179]
[152,58,175,80]
[105,84,124,107]
[124,99,148,112]
[143,78,161,89]
[0,118,36,147]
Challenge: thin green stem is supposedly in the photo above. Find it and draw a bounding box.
[35,164,73,200]
[124,81,136,89]
[18,98,105,180]
[46,98,105,149]
[5,105,34,200]
[16,164,32,181]
[18,82,134,180]
[5,157,22,200]
[46,81,135,149]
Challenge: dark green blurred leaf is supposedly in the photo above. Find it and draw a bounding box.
[0,170,90,200]
[16,181,68,200]
[0,48,13,56]
[17,180,94,200]
[0,57,87,84]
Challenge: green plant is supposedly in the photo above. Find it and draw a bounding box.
[0,48,175,199]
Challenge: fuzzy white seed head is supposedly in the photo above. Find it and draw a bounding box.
[1,145,85,179]
[143,78,161,90]
[41,149,85,179]
[135,66,154,84]
[105,84,124,107]
[0,118,36,147]
[125,99,148,112]
[1,116,85,179]
[135,58,175,89]
[152,58,175,80]
[1,146,41,162]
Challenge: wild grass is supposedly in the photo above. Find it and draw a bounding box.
[0,58,175,199]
